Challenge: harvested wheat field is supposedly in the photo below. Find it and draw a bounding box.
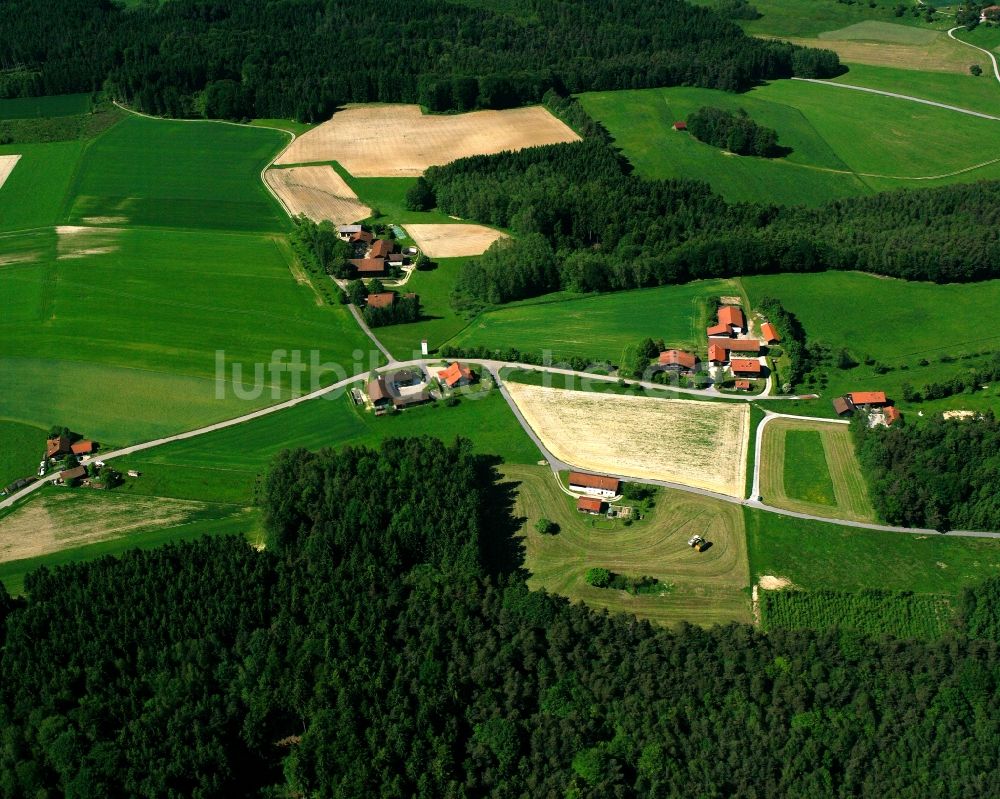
[505,383,749,497]
[404,223,507,257]
[276,104,580,176]
[0,154,20,189]
[0,491,216,563]
[264,165,371,225]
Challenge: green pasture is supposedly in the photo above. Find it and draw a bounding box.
[577,81,1000,206]
[64,114,288,231]
[451,278,741,363]
[742,271,1000,417]
[332,165,461,225]
[0,93,93,119]
[734,0,948,38]
[958,24,1000,54]
[0,141,85,230]
[830,64,1000,117]
[783,430,837,505]
[108,387,541,505]
[374,257,473,357]
[746,507,1000,595]
[0,420,46,489]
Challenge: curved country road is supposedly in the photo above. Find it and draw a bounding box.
[791,77,1000,120]
[947,26,1000,84]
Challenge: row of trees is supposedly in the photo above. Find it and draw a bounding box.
[0,0,842,119]
[423,97,1000,308]
[853,412,1000,531]
[901,352,1000,402]
[2,437,1000,796]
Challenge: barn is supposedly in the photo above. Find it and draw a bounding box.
[568,471,621,497]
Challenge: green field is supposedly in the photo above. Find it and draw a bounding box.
[761,588,954,639]
[782,430,837,505]
[333,165,463,225]
[509,464,751,626]
[0,141,86,230]
[450,279,742,362]
[0,420,46,489]
[760,416,876,522]
[830,64,1000,117]
[106,386,541,505]
[746,507,1000,595]
[0,93,93,119]
[65,115,288,231]
[731,0,949,39]
[577,81,1000,206]
[742,271,1000,417]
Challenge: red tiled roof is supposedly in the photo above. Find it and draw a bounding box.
[568,472,620,492]
[370,239,396,258]
[658,349,697,369]
[46,436,71,458]
[730,358,762,375]
[71,440,94,455]
[350,230,374,244]
[350,258,387,274]
[673,121,687,130]
[718,305,745,329]
[709,338,760,353]
[885,406,902,424]
[706,323,731,337]
[366,292,395,309]
[708,343,727,363]
[760,322,780,344]
[577,496,604,513]
[734,380,752,390]
[849,391,887,406]
[59,466,87,481]
[438,362,473,388]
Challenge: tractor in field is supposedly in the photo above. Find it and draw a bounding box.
[687,535,707,552]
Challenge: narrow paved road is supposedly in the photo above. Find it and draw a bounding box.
[792,77,1000,121]
[348,304,397,364]
[948,26,1000,84]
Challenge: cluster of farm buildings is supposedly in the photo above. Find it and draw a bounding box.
[656,302,777,390]
[338,224,412,279]
[832,391,901,426]
[363,362,476,414]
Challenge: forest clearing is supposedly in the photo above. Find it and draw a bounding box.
[403,223,507,257]
[275,104,580,175]
[505,383,749,497]
[264,165,371,225]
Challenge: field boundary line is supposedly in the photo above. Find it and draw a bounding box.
[948,26,1000,83]
[792,76,1000,120]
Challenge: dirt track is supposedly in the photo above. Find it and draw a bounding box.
[275,104,580,176]
[404,223,507,257]
[264,166,371,225]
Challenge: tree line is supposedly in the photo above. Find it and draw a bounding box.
[2,437,1000,796]
[853,412,1000,531]
[424,97,1000,308]
[0,0,841,120]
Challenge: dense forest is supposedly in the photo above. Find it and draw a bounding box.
[2,437,1000,796]
[426,94,1000,309]
[0,0,840,119]
[853,413,1000,532]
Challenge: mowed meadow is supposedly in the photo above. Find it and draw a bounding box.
[578,80,1000,206]
[1,111,377,464]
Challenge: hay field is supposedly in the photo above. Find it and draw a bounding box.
[404,223,507,257]
[265,165,371,225]
[508,464,751,626]
[0,154,20,189]
[759,417,876,523]
[505,383,749,497]
[0,490,233,563]
[276,104,580,176]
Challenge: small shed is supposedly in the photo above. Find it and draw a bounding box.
[730,358,762,376]
[760,322,781,345]
[832,396,854,416]
[734,380,752,391]
[673,121,687,131]
[366,292,395,309]
[577,496,605,515]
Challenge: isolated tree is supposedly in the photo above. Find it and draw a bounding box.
[585,568,611,588]
[970,64,983,76]
[534,518,559,535]
[346,279,368,306]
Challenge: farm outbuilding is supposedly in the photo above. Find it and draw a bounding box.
[717,305,745,332]
[46,435,71,458]
[366,292,396,309]
[848,391,887,407]
[438,362,474,388]
[71,440,95,456]
[366,376,393,410]
[657,349,698,371]
[568,471,621,497]
[58,466,87,485]
[730,358,762,376]
[706,322,731,337]
[350,257,388,277]
[370,239,396,259]
[711,338,761,354]
[832,396,854,416]
[760,322,781,345]
[673,121,687,131]
[734,380,752,391]
[708,343,727,364]
[576,496,605,514]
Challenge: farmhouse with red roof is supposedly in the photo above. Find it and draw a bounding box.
[438,362,474,388]
[568,471,621,497]
[760,322,781,345]
[848,391,887,407]
[717,305,745,333]
[657,349,698,372]
[576,496,605,515]
[730,358,762,376]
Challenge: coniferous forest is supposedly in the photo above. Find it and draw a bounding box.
[0,0,840,120]
[2,437,1000,797]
